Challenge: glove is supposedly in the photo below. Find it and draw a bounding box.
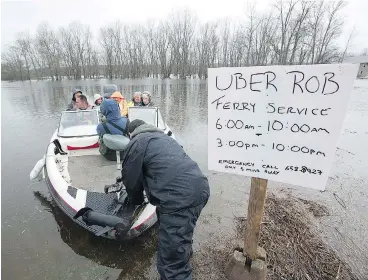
[123,195,133,206]
[104,182,121,194]
[116,176,122,183]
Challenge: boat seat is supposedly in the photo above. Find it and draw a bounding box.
[103,134,130,151]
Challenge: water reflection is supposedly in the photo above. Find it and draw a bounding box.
[198,83,208,123]
[33,190,157,278]
[7,79,208,125]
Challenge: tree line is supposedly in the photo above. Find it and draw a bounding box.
[1,0,358,81]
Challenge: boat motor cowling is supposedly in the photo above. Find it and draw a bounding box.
[73,207,131,230]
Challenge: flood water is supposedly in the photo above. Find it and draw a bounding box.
[1,78,368,279]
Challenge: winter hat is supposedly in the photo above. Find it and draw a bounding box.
[128,119,146,134]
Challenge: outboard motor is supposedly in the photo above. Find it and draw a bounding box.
[73,179,146,240]
[74,207,130,228]
[73,207,133,239]
[103,84,118,99]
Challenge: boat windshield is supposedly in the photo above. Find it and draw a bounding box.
[58,110,99,137]
[128,107,166,130]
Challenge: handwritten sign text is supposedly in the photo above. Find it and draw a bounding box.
[208,64,358,190]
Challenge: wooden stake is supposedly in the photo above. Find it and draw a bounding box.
[244,177,268,262]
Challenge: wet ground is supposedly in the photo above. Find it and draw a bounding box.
[1,78,367,279]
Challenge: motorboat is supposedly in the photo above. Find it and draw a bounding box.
[30,106,177,240]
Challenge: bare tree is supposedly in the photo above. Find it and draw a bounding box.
[15,32,33,80]
[36,22,62,80]
[154,21,174,78]
[59,21,90,80]
[314,0,346,63]
[340,26,356,62]
[1,1,353,81]
[2,47,23,80]
[167,8,197,78]
[100,26,115,79]
[218,18,231,67]
[195,22,219,78]
[145,20,159,78]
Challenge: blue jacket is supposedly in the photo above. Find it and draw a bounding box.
[97,99,129,136]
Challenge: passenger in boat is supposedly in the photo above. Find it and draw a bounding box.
[111,91,128,117]
[141,91,154,107]
[97,99,129,161]
[121,119,210,280]
[75,95,94,110]
[66,89,82,111]
[94,94,103,107]
[94,94,105,121]
[127,92,142,107]
[96,99,128,136]
[103,84,118,99]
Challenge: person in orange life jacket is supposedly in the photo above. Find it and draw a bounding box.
[111,91,129,117]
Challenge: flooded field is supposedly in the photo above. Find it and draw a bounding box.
[1,78,367,279]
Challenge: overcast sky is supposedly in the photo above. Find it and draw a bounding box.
[1,0,367,54]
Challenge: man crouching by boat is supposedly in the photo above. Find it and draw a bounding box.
[121,119,210,280]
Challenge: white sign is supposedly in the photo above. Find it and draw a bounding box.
[208,64,359,190]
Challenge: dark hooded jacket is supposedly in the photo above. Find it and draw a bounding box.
[96,99,129,136]
[121,123,210,213]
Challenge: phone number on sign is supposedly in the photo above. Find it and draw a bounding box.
[285,165,322,175]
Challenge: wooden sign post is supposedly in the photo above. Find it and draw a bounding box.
[224,177,268,280]
[244,177,268,265]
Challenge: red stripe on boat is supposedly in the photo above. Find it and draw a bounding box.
[67,142,99,150]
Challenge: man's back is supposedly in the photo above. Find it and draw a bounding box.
[122,124,209,212]
[143,133,209,211]
[122,120,210,280]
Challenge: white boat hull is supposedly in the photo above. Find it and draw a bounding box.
[34,107,177,240]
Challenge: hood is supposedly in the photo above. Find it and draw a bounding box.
[131,92,142,105]
[103,84,118,98]
[100,99,122,121]
[111,91,125,100]
[130,123,164,138]
[94,94,103,104]
[141,91,152,105]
